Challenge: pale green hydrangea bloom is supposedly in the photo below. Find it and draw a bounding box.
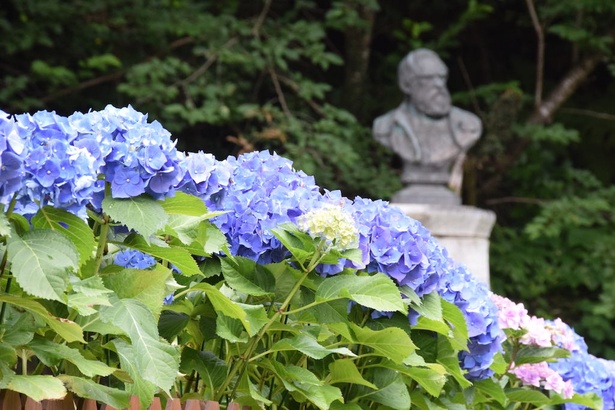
[298,204,359,250]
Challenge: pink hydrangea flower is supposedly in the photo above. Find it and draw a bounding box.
[547,318,578,352]
[520,316,553,347]
[490,294,529,330]
[511,362,574,399]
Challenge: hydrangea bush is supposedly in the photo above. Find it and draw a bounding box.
[0,105,612,410]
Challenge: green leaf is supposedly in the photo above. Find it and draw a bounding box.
[8,375,67,402]
[216,313,248,343]
[102,264,172,318]
[199,221,229,255]
[441,298,468,351]
[474,378,507,407]
[411,291,442,321]
[29,337,115,377]
[102,195,169,242]
[180,347,228,396]
[266,360,342,409]
[236,303,268,337]
[514,346,570,365]
[159,191,209,216]
[158,311,190,342]
[7,229,78,301]
[271,334,356,359]
[551,392,603,410]
[403,366,446,397]
[0,212,10,237]
[220,256,275,297]
[0,342,16,368]
[316,273,406,314]
[505,388,551,404]
[67,276,113,316]
[346,323,416,363]
[363,368,411,410]
[81,53,122,70]
[99,297,180,393]
[122,233,200,275]
[31,206,96,266]
[413,315,452,336]
[490,351,507,374]
[163,214,207,245]
[187,283,255,334]
[436,337,471,389]
[270,224,315,264]
[59,375,130,410]
[328,359,377,389]
[338,248,365,264]
[111,339,157,409]
[1,311,38,346]
[399,285,422,307]
[0,294,84,343]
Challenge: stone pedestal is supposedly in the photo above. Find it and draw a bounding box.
[393,203,496,287]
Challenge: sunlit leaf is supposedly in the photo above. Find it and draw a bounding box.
[102,195,168,242]
[0,294,84,343]
[32,206,96,266]
[316,273,406,313]
[59,375,130,409]
[99,297,179,393]
[7,229,78,301]
[8,375,66,402]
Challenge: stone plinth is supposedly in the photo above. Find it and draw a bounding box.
[394,203,496,287]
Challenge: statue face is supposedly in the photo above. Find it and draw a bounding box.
[409,55,452,118]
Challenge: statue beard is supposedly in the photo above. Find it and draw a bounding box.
[412,88,452,118]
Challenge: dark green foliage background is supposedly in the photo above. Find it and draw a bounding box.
[1,0,615,357]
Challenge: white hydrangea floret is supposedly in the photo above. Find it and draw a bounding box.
[298,204,359,251]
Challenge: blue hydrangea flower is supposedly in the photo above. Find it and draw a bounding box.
[163,293,174,305]
[548,323,615,410]
[0,111,27,201]
[440,264,503,380]
[348,197,440,297]
[7,110,101,217]
[114,249,157,269]
[176,150,233,203]
[206,150,324,264]
[84,105,184,204]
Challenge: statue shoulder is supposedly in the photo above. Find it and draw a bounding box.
[450,106,482,149]
[372,108,398,146]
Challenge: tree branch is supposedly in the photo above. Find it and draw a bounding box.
[525,0,545,108]
[268,66,291,118]
[481,52,605,197]
[252,0,272,37]
[559,107,615,121]
[529,52,604,124]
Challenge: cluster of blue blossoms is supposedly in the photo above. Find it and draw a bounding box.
[548,323,615,410]
[0,106,185,217]
[3,105,611,402]
[114,248,157,270]
[440,264,503,379]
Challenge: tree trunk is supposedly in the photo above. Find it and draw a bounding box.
[341,1,376,121]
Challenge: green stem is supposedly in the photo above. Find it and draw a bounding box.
[5,193,18,218]
[92,212,111,275]
[216,267,312,402]
[0,276,12,324]
[21,349,27,375]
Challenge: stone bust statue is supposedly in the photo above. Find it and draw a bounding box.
[373,48,482,205]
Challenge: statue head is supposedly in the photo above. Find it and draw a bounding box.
[398,49,452,118]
